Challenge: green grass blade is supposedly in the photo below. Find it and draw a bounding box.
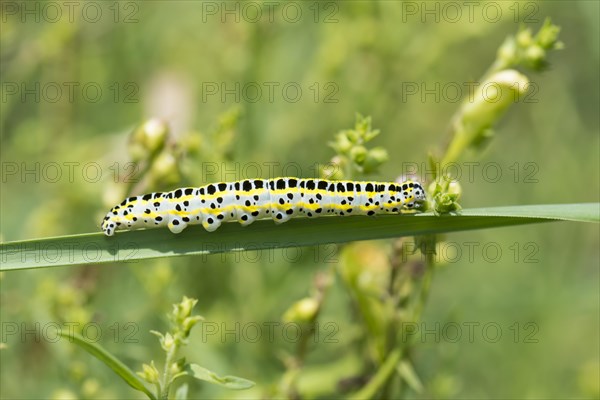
[185,363,255,390]
[1,203,598,271]
[58,332,156,399]
[458,203,599,221]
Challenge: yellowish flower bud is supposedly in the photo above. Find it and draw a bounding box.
[461,69,529,136]
[283,298,319,323]
[536,19,561,49]
[137,361,160,384]
[331,133,353,154]
[525,45,546,66]
[161,332,175,352]
[173,296,197,321]
[350,145,368,165]
[81,379,100,397]
[516,29,533,47]
[447,180,462,198]
[363,147,389,174]
[142,119,168,153]
[129,119,168,161]
[150,151,180,185]
[182,316,203,336]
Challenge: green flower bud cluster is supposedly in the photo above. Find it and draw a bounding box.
[128,118,168,162]
[282,297,320,324]
[127,118,182,189]
[138,297,203,389]
[326,114,389,178]
[149,151,181,187]
[496,18,563,72]
[151,296,203,351]
[138,361,160,385]
[428,176,462,215]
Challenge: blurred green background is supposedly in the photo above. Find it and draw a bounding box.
[1,1,598,399]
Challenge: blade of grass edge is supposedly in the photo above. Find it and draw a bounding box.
[1,203,598,271]
[58,332,156,400]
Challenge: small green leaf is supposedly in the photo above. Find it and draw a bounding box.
[185,363,255,390]
[58,331,156,400]
[397,360,424,394]
[174,383,189,400]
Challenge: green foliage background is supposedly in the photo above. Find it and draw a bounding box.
[1,1,598,399]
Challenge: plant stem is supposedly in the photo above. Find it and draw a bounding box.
[413,249,435,323]
[159,343,178,400]
[350,348,403,400]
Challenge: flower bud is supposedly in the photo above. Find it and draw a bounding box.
[51,389,78,400]
[525,45,546,68]
[429,177,462,215]
[516,29,533,47]
[362,147,389,174]
[446,180,462,198]
[536,19,561,49]
[142,119,168,153]
[81,379,100,397]
[350,145,368,165]
[497,38,517,64]
[137,361,160,384]
[162,332,175,351]
[330,133,353,154]
[129,119,168,161]
[346,129,360,144]
[150,151,180,185]
[173,296,197,321]
[169,361,182,376]
[182,316,203,336]
[283,297,319,323]
[461,69,529,136]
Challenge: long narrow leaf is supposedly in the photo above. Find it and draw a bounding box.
[1,203,598,271]
[58,332,156,399]
[185,363,255,389]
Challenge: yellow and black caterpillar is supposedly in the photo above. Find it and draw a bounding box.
[101,178,427,236]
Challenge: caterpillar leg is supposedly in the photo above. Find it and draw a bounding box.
[202,215,222,232]
[237,213,257,226]
[168,217,188,234]
[236,205,259,227]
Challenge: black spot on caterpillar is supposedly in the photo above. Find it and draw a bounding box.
[101,178,427,236]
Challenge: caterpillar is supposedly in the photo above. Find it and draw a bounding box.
[101,178,427,236]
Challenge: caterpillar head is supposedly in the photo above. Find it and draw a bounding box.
[402,181,427,211]
[101,212,118,236]
[412,182,427,209]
